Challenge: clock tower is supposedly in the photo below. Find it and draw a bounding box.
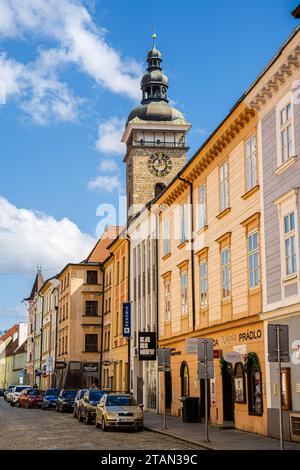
[122,35,191,219]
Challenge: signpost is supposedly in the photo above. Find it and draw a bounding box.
[138,332,157,361]
[268,324,290,451]
[158,348,171,430]
[197,338,214,443]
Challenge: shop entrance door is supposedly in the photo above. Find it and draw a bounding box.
[165,370,172,412]
[222,367,234,422]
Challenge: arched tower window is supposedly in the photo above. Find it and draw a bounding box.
[155,182,166,197]
[153,86,160,98]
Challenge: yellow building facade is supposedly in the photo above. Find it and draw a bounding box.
[157,102,267,434]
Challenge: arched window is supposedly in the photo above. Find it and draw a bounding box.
[180,361,189,397]
[246,353,263,416]
[233,362,245,403]
[153,86,160,98]
[155,182,166,197]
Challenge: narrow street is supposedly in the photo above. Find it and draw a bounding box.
[0,399,202,450]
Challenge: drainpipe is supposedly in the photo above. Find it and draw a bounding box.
[99,264,105,389]
[178,177,196,331]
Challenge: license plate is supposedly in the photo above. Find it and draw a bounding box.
[119,417,133,423]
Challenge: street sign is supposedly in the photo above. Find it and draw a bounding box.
[268,324,290,362]
[198,339,214,362]
[102,360,111,367]
[55,361,67,369]
[122,302,131,337]
[19,369,24,385]
[185,337,199,354]
[222,351,243,364]
[138,332,157,361]
[198,361,214,379]
[158,348,171,371]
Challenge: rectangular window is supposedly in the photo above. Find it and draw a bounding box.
[200,260,208,306]
[180,205,187,243]
[246,135,257,192]
[164,279,171,321]
[181,270,188,315]
[85,334,98,352]
[221,247,231,298]
[87,270,98,284]
[284,211,296,275]
[164,218,170,255]
[199,184,207,228]
[85,300,98,316]
[117,261,120,284]
[121,257,125,281]
[115,311,119,336]
[248,231,260,288]
[280,103,292,163]
[220,161,229,212]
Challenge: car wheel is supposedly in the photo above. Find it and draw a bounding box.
[10,401,14,406]
[25,403,29,409]
[95,416,100,429]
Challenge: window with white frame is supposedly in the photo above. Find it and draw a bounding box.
[180,204,187,243]
[181,270,188,315]
[221,247,231,298]
[246,135,257,192]
[280,103,293,163]
[164,279,171,321]
[284,211,296,275]
[248,230,260,288]
[164,218,170,255]
[199,184,207,228]
[200,260,208,306]
[220,161,229,212]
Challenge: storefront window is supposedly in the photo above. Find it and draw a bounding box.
[281,367,292,410]
[180,361,190,397]
[233,362,246,403]
[246,353,263,416]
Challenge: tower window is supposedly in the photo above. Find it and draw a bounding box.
[155,182,166,197]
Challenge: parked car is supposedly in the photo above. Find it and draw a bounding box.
[0,388,5,397]
[78,389,106,424]
[10,386,32,406]
[73,389,88,419]
[56,389,77,412]
[5,386,16,403]
[95,393,144,431]
[18,389,43,408]
[42,388,59,409]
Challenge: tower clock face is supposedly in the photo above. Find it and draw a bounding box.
[147,153,172,177]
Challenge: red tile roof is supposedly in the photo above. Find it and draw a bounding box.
[86,226,123,263]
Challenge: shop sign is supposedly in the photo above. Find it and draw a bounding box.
[83,362,98,373]
[222,351,243,364]
[55,361,67,369]
[102,360,111,367]
[122,302,131,338]
[158,348,171,372]
[138,332,157,361]
[213,350,221,358]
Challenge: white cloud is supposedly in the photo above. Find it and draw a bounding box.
[96,117,126,155]
[0,196,96,272]
[98,159,119,173]
[0,0,142,122]
[88,175,121,193]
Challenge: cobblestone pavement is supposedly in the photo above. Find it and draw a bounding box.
[0,398,202,450]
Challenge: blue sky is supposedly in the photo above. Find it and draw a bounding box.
[0,0,298,330]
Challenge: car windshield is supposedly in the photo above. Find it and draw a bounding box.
[15,386,29,392]
[45,389,58,396]
[106,396,138,407]
[28,390,42,396]
[89,391,104,401]
[79,390,87,398]
[62,390,77,398]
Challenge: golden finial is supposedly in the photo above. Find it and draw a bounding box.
[152,32,156,47]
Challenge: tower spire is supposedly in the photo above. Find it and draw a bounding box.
[140,35,168,105]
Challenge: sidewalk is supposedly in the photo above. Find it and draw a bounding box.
[144,412,300,450]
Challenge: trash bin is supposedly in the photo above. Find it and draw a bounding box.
[180,397,199,422]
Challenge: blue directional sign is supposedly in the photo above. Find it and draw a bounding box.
[122,302,131,337]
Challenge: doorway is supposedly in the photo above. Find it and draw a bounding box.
[222,366,234,422]
[165,370,172,411]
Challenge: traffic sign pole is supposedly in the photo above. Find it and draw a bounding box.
[276,325,284,451]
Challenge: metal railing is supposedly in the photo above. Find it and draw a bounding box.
[133,140,186,149]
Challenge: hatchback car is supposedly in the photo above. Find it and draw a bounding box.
[73,389,88,419]
[6,386,16,403]
[18,389,43,408]
[95,393,144,431]
[78,389,106,424]
[42,388,59,409]
[56,389,77,412]
[10,386,31,406]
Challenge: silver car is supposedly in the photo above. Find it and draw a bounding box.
[95,393,144,431]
